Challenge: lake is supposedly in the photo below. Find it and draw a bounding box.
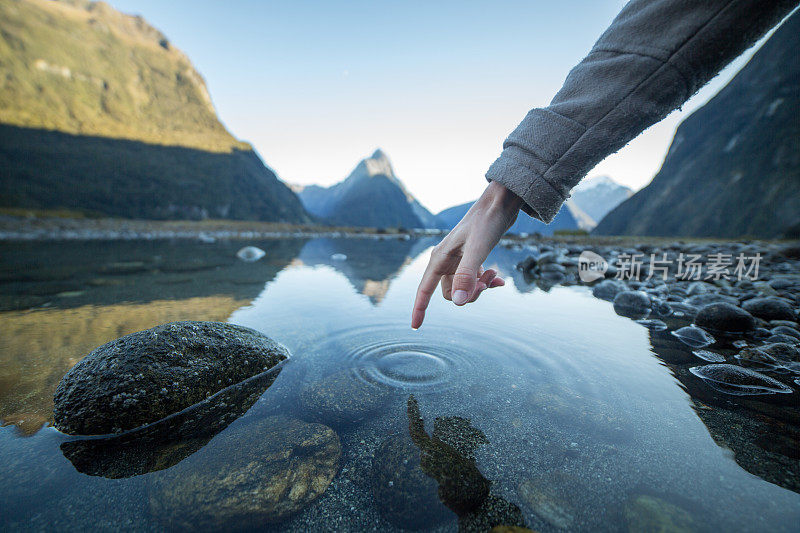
[1,236,798,532]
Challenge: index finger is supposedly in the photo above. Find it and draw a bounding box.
[411,260,442,329]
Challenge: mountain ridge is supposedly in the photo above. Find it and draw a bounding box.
[0,0,310,222]
[297,149,436,228]
[571,175,633,223]
[593,11,800,238]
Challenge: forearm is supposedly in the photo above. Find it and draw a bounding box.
[486,0,798,223]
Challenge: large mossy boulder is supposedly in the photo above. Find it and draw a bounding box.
[53,321,289,435]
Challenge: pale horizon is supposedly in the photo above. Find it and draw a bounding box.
[107,0,778,213]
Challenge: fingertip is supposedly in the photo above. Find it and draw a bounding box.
[490,277,505,288]
[411,310,424,329]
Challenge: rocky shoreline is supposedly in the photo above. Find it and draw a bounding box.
[0,215,442,241]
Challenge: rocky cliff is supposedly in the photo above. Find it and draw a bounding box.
[593,11,800,238]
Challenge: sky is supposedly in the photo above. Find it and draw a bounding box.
[107,0,775,213]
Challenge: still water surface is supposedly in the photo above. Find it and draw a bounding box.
[0,237,798,531]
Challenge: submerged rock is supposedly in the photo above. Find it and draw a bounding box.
[517,480,575,530]
[624,495,694,533]
[300,369,390,426]
[758,342,800,363]
[764,334,800,345]
[668,302,699,320]
[742,297,795,321]
[694,303,755,334]
[53,321,289,435]
[692,350,726,363]
[149,415,341,529]
[772,325,800,340]
[637,318,668,331]
[689,364,794,395]
[671,326,715,349]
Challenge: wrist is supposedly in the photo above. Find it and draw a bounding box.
[485,180,524,213]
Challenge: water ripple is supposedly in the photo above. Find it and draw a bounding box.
[304,324,584,394]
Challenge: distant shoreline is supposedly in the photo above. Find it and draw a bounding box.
[1,215,794,245]
[0,215,442,242]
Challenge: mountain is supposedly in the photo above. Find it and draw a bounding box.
[436,198,594,235]
[296,149,436,228]
[0,0,309,222]
[570,176,632,223]
[593,11,800,238]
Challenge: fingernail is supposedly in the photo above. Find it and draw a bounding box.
[453,290,468,305]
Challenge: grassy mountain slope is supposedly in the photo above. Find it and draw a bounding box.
[0,0,310,222]
[593,11,800,238]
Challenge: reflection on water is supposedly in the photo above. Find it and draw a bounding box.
[0,237,799,531]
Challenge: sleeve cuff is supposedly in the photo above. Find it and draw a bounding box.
[485,147,566,224]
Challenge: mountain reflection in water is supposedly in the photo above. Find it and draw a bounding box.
[0,236,798,531]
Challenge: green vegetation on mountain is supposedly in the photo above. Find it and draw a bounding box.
[593,11,800,238]
[0,0,310,222]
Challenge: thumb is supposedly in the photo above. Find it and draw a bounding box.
[451,255,480,306]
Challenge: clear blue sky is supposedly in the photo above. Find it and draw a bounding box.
[107,0,771,212]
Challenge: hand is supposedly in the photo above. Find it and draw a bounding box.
[411,181,523,328]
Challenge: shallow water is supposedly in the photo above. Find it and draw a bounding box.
[0,237,798,531]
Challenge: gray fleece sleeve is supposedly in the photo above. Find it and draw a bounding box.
[486,0,799,223]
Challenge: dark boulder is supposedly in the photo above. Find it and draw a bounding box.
[54,321,289,435]
[742,298,795,321]
[694,303,756,334]
[592,279,626,301]
[613,291,651,319]
[686,293,738,307]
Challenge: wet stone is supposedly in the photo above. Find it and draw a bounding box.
[592,279,627,301]
[235,246,266,262]
[689,364,794,395]
[671,326,715,349]
[742,297,795,322]
[694,302,755,334]
[668,302,699,320]
[755,342,800,363]
[772,325,800,340]
[685,293,738,307]
[637,318,668,331]
[764,334,800,345]
[53,321,290,435]
[693,350,726,363]
[149,416,341,530]
[613,291,651,319]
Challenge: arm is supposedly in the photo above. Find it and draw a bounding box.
[487,0,798,222]
[412,0,797,329]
